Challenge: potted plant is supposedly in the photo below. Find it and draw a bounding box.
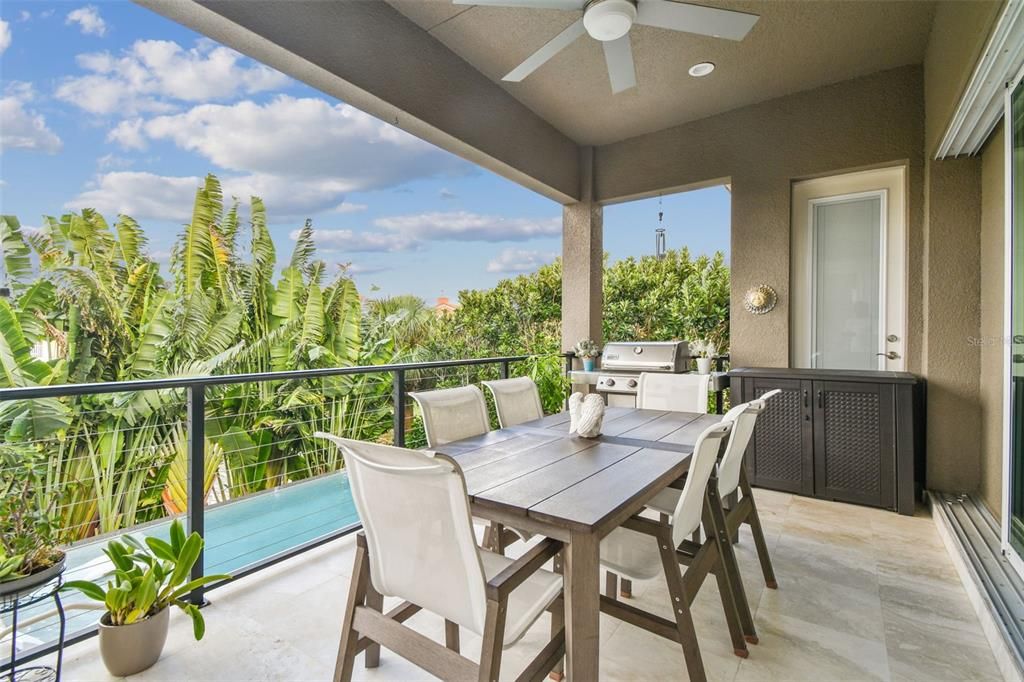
[692,339,717,375]
[574,339,601,372]
[0,446,66,598]
[64,519,230,677]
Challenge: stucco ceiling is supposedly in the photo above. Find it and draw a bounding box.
[387,0,936,146]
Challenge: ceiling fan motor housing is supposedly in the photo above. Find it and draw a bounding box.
[583,0,638,41]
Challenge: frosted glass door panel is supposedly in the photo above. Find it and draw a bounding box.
[811,196,882,370]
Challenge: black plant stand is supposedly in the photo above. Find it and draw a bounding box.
[1,571,67,682]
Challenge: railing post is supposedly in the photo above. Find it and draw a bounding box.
[393,370,406,447]
[714,355,728,414]
[499,360,510,379]
[564,352,574,410]
[186,383,206,606]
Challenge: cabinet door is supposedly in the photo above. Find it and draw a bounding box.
[812,380,895,508]
[744,377,814,496]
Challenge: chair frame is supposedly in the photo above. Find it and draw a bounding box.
[336,532,566,682]
[621,400,780,599]
[598,473,757,682]
[723,467,778,588]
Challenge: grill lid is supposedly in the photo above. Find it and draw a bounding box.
[601,341,689,372]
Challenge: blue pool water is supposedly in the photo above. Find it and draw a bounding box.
[8,472,359,657]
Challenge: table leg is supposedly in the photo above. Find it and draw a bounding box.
[563,531,600,681]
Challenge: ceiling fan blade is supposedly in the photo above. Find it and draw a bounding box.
[453,0,585,9]
[603,35,637,94]
[636,0,759,41]
[503,18,586,82]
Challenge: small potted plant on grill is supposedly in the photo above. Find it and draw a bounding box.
[692,339,717,375]
[64,519,230,677]
[574,339,601,372]
[0,447,66,599]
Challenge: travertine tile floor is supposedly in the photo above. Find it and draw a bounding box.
[52,490,1003,681]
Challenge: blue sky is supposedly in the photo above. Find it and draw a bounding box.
[0,1,729,303]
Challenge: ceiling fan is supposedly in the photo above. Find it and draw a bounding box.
[452,0,759,94]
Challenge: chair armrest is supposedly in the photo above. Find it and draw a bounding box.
[485,537,563,602]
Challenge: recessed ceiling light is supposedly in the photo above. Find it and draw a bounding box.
[688,62,716,78]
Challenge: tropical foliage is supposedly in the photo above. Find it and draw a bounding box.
[427,248,730,359]
[0,175,393,543]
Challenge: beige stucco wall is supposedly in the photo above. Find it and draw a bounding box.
[920,0,1002,493]
[595,65,925,371]
[922,157,983,491]
[980,122,1006,518]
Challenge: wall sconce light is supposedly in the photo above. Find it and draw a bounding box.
[743,284,777,315]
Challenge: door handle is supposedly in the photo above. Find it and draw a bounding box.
[876,351,900,360]
[817,390,823,409]
[803,389,808,408]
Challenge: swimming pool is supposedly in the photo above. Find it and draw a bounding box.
[6,472,360,657]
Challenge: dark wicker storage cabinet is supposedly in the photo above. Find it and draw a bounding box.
[728,368,924,515]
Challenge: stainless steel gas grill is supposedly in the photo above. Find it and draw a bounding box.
[596,341,690,406]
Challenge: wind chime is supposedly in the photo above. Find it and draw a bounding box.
[655,194,667,260]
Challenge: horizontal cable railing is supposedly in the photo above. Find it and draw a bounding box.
[0,353,570,672]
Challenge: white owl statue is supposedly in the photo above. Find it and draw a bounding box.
[568,391,605,438]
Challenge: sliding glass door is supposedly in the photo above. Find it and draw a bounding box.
[1007,76,1024,561]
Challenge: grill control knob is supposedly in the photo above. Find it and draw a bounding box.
[627,379,637,388]
[605,378,616,387]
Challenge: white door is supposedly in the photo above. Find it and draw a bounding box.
[791,167,907,370]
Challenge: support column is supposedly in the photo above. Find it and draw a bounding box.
[562,146,603,364]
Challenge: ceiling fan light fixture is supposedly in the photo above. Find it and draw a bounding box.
[688,61,716,77]
[583,0,637,42]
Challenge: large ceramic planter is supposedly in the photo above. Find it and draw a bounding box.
[0,553,66,599]
[98,606,170,676]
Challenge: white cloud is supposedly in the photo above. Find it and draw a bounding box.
[373,211,560,242]
[66,172,201,220]
[346,263,391,275]
[486,248,558,274]
[133,96,465,187]
[56,39,289,115]
[0,83,63,154]
[96,153,133,170]
[0,20,10,54]
[299,228,419,254]
[295,210,560,255]
[439,188,456,200]
[67,171,365,222]
[334,202,368,214]
[93,96,467,220]
[107,119,146,149]
[66,6,107,37]
[18,11,31,22]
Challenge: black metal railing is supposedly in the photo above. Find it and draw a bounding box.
[0,353,567,671]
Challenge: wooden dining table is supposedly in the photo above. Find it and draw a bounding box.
[438,405,723,681]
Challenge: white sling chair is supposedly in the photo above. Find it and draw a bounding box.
[636,371,711,413]
[317,435,565,682]
[409,385,491,448]
[645,389,782,590]
[410,384,532,551]
[598,420,743,681]
[482,377,544,428]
